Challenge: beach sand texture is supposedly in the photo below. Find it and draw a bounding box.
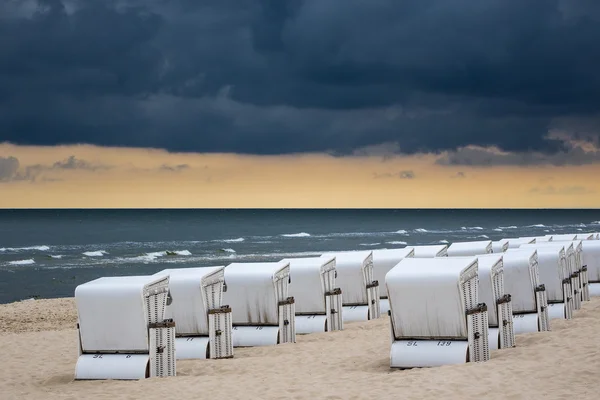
[1,297,599,400]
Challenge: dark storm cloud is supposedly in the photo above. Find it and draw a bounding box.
[159,163,189,171]
[53,155,108,170]
[0,154,109,182]
[436,142,600,166]
[1,0,600,156]
[0,156,19,181]
[373,170,415,179]
[529,185,595,195]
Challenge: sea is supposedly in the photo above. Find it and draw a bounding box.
[1,209,599,304]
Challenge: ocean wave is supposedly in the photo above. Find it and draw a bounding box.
[493,228,503,232]
[48,255,63,259]
[591,221,600,225]
[526,224,546,228]
[498,226,518,229]
[313,231,395,238]
[0,245,50,252]
[395,230,408,235]
[8,259,35,266]
[170,250,191,256]
[461,226,484,230]
[219,237,245,243]
[219,248,236,253]
[439,240,449,244]
[281,232,311,238]
[386,241,408,245]
[123,254,160,263]
[359,243,381,246]
[42,250,330,270]
[83,250,107,257]
[414,228,429,233]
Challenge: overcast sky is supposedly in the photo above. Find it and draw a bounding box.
[1,0,599,155]
[1,1,599,207]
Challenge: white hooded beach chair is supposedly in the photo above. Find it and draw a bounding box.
[522,241,582,309]
[223,261,295,347]
[372,247,415,314]
[517,245,572,320]
[494,238,536,253]
[74,275,176,380]
[153,266,233,360]
[575,233,596,240]
[320,251,380,322]
[282,256,343,334]
[447,240,493,256]
[406,244,448,258]
[449,254,515,350]
[492,240,510,253]
[552,234,578,241]
[386,257,490,368]
[570,240,587,302]
[502,249,550,334]
[582,241,600,297]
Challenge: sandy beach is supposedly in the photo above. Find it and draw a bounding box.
[1,297,599,400]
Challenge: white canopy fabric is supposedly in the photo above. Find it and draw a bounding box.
[386,257,478,339]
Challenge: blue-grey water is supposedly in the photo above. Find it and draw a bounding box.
[1,209,599,304]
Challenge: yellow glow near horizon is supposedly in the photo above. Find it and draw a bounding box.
[1,143,600,208]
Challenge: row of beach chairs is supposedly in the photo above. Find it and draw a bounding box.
[72,232,600,379]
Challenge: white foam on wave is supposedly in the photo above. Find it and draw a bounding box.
[477,235,489,239]
[414,228,428,233]
[49,255,63,259]
[493,228,503,232]
[386,241,408,245]
[83,251,107,257]
[315,231,391,238]
[126,254,159,263]
[281,232,311,238]
[395,230,408,235]
[461,226,484,230]
[220,248,236,253]
[359,243,381,246]
[0,245,50,252]
[591,221,600,225]
[171,250,192,256]
[439,240,449,244]
[221,237,245,243]
[527,224,546,228]
[498,226,517,229]
[9,259,35,265]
